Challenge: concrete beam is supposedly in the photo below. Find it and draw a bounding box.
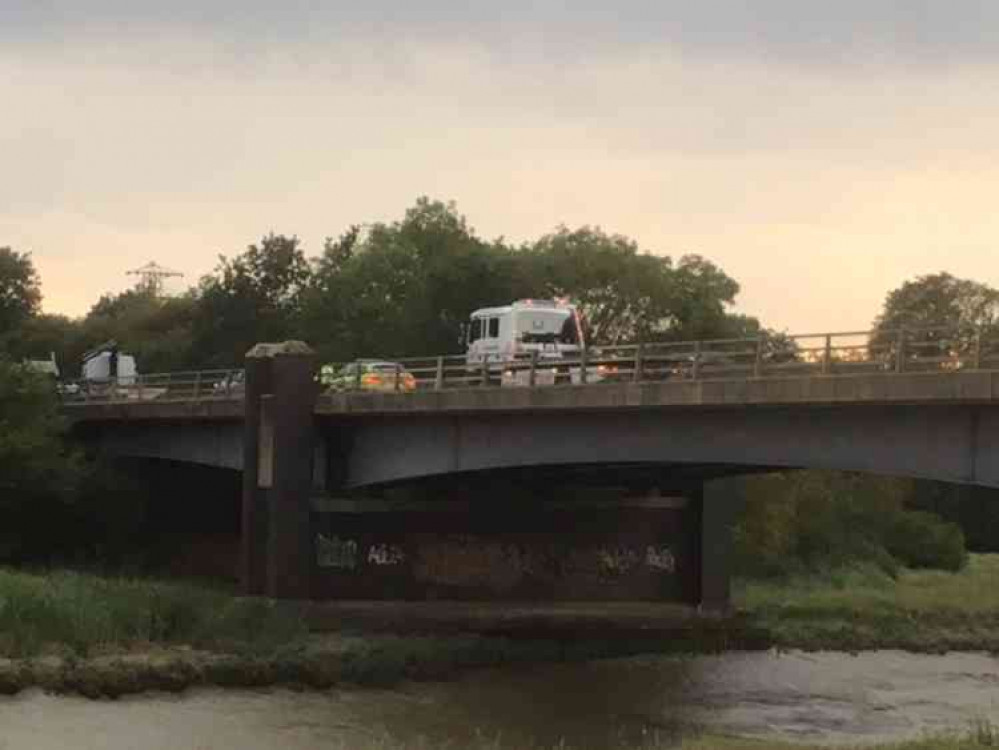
[317,370,999,416]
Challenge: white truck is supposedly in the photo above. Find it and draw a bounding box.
[82,340,138,385]
[77,340,164,399]
[466,299,591,385]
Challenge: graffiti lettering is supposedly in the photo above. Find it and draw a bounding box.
[645,545,676,573]
[316,534,358,570]
[414,537,531,589]
[597,546,640,575]
[367,543,406,566]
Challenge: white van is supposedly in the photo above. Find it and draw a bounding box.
[466,299,585,384]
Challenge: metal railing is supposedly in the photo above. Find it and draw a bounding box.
[60,326,999,405]
[58,368,244,405]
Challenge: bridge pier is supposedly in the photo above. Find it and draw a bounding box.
[696,477,745,613]
[241,342,318,599]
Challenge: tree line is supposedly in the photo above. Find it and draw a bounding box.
[0,197,776,376]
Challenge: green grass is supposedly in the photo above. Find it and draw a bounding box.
[4,555,999,684]
[735,554,999,651]
[0,568,307,658]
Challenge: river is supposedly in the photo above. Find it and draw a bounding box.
[3,651,999,749]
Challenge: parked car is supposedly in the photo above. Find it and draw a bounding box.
[665,352,746,380]
[321,360,417,392]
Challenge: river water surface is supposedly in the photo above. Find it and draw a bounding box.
[4,651,999,749]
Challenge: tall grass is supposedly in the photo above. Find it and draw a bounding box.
[0,568,307,657]
[735,554,999,651]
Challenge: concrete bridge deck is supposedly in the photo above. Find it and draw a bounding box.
[64,369,999,423]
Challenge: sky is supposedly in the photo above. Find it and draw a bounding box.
[2,1,998,333]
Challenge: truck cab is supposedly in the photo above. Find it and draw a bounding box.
[466,299,585,382]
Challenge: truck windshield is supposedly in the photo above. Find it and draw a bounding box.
[516,311,579,345]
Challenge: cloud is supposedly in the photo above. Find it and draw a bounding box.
[3,0,999,67]
[3,2,999,331]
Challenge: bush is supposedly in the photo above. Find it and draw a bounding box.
[734,470,968,578]
[886,511,968,572]
[0,358,82,562]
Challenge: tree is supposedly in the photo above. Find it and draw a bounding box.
[526,228,740,345]
[191,234,312,366]
[667,255,741,340]
[871,273,999,366]
[0,247,42,344]
[0,358,80,559]
[302,198,528,360]
[4,313,81,367]
[78,288,198,374]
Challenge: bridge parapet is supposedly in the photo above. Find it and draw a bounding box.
[58,325,999,410]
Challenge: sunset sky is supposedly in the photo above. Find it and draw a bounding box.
[2,1,997,333]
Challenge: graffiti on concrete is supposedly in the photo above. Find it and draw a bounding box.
[367,543,406,566]
[414,536,532,590]
[316,534,358,570]
[645,545,676,573]
[597,546,641,575]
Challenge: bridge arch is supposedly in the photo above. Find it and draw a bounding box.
[340,405,999,489]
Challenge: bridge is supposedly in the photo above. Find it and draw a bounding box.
[63,327,999,609]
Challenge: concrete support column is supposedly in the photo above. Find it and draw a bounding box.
[240,352,271,596]
[241,341,318,599]
[695,477,746,613]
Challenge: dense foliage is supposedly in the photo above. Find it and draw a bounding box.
[0,358,81,559]
[1,198,761,376]
[0,247,41,344]
[734,470,968,578]
[870,272,999,367]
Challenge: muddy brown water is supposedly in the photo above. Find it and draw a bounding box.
[3,651,999,749]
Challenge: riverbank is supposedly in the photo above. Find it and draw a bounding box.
[280,734,999,750]
[736,553,999,652]
[680,730,999,749]
[2,556,999,698]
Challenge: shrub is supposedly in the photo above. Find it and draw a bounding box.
[734,470,967,578]
[885,511,967,572]
[0,358,82,562]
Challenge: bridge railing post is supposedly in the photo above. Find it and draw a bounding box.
[895,329,907,373]
[481,357,490,388]
[973,329,983,370]
[435,356,445,390]
[753,338,763,378]
[353,364,362,391]
[529,350,538,387]
[822,334,833,375]
[633,343,644,382]
[579,347,588,385]
[692,341,702,380]
[394,363,401,391]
